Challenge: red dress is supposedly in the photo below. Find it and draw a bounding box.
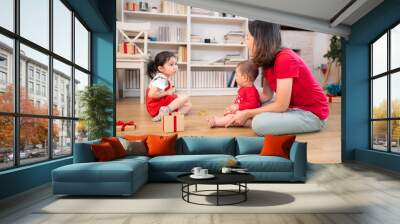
[146,74,178,117]
[234,86,261,110]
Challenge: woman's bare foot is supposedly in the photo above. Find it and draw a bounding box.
[206,116,216,128]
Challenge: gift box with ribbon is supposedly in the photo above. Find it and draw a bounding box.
[162,112,184,133]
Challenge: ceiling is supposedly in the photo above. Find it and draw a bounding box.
[176,0,384,37]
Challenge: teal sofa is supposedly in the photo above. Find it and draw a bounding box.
[52,136,307,196]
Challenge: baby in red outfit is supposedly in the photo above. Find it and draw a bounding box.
[207,61,261,128]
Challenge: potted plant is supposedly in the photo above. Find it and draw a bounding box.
[323,36,342,96]
[79,84,113,140]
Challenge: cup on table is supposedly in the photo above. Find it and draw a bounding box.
[221,167,232,174]
[191,167,202,176]
[200,169,208,176]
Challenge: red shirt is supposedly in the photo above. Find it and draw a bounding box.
[264,48,329,120]
[234,86,261,110]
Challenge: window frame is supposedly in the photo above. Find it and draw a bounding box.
[370,20,400,154]
[0,0,92,171]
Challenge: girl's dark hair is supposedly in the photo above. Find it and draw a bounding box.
[248,20,282,68]
[147,51,176,78]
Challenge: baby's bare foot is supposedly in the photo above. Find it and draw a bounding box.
[206,116,216,128]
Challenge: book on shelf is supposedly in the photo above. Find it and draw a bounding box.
[227,70,237,88]
[190,70,237,89]
[161,0,187,15]
[224,31,245,44]
[156,25,186,42]
[190,7,216,16]
[191,34,202,43]
[177,46,187,63]
[171,69,187,89]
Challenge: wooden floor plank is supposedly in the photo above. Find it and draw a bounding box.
[117,96,341,163]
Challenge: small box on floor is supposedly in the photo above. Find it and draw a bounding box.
[162,113,184,133]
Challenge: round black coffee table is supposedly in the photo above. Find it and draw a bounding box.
[177,173,255,206]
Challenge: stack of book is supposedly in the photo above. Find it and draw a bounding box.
[177,46,187,63]
[190,7,215,16]
[224,53,246,65]
[171,69,187,89]
[224,31,245,44]
[191,70,236,88]
[191,34,202,43]
[157,25,186,42]
[161,0,187,15]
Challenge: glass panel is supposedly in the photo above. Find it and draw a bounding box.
[53,59,72,117]
[75,120,88,143]
[20,0,49,49]
[372,121,388,151]
[0,35,14,112]
[391,72,400,118]
[20,44,49,115]
[20,117,49,165]
[74,18,89,70]
[0,0,14,31]
[372,33,387,76]
[53,119,72,158]
[53,0,72,60]
[372,76,387,119]
[391,120,400,153]
[74,69,89,118]
[0,116,14,170]
[391,24,400,70]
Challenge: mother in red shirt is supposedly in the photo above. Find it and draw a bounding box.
[226,20,329,135]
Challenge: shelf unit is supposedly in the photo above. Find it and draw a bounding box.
[118,0,253,96]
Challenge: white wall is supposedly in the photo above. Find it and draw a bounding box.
[281,30,331,83]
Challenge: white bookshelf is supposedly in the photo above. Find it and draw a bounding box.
[118,0,257,96]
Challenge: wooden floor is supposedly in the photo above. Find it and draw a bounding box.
[1,163,400,224]
[116,96,342,164]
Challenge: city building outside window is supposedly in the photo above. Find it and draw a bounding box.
[0,0,91,170]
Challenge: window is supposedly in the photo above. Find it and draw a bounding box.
[42,85,46,97]
[28,81,34,94]
[0,0,14,32]
[53,0,72,60]
[28,67,34,80]
[371,23,400,154]
[0,1,91,170]
[20,0,49,49]
[75,18,90,70]
[53,59,72,117]
[0,35,14,113]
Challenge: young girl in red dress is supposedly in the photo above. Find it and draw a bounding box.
[207,61,261,127]
[146,51,192,121]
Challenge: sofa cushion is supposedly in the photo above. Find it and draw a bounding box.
[118,138,147,156]
[236,155,293,172]
[52,159,147,183]
[147,134,177,157]
[91,142,118,161]
[101,137,127,158]
[260,135,296,159]
[177,137,236,155]
[149,154,235,172]
[236,136,263,155]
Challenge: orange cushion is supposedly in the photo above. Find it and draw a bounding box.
[146,134,177,157]
[91,142,117,162]
[259,135,296,159]
[124,135,148,141]
[101,137,126,158]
